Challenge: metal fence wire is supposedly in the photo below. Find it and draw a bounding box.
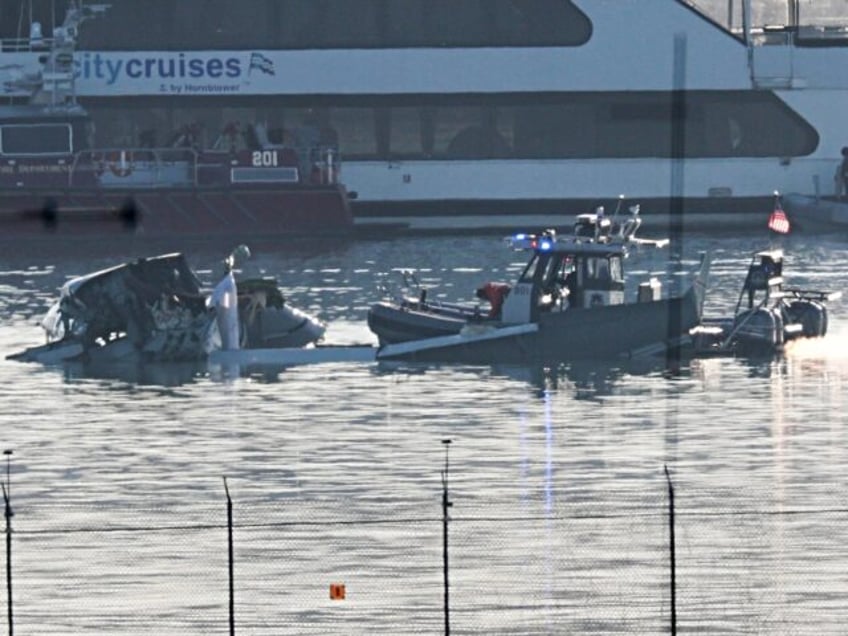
[3,487,848,635]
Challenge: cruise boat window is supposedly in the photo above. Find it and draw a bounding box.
[79,89,818,163]
[436,107,511,159]
[70,0,591,50]
[332,109,376,158]
[386,108,424,158]
[509,91,817,159]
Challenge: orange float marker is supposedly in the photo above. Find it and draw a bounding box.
[329,583,346,600]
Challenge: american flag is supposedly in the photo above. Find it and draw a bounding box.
[768,201,790,234]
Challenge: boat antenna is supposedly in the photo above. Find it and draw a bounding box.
[612,194,625,221]
[610,193,627,234]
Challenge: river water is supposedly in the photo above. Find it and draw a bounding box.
[1,229,847,634]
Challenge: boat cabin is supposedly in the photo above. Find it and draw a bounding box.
[740,249,784,309]
[501,232,627,324]
[0,105,89,156]
[0,104,95,188]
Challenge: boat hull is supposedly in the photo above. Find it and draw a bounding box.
[0,185,354,238]
[783,194,848,232]
[377,286,704,365]
[367,301,488,346]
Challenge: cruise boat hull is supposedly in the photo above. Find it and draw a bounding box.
[782,194,848,232]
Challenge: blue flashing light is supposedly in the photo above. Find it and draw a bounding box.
[539,240,553,251]
[514,233,527,240]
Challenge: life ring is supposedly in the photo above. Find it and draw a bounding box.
[107,150,133,177]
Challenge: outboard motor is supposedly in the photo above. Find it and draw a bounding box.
[731,307,784,353]
[785,299,828,338]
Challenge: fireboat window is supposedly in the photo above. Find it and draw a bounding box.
[0,123,72,155]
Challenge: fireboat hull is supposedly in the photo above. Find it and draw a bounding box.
[0,185,354,238]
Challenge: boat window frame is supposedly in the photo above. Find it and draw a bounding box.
[80,89,820,161]
[517,252,542,284]
[0,122,74,156]
[580,254,624,288]
[71,0,593,50]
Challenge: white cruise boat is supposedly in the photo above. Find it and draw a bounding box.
[2,0,847,231]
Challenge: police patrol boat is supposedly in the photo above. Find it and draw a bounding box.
[369,227,709,364]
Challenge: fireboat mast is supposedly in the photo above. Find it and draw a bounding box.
[14,1,108,108]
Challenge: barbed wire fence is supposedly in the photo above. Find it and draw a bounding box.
[3,462,848,634]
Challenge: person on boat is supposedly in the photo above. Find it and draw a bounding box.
[838,147,848,199]
[475,282,511,318]
[209,245,251,350]
[562,270,578,307]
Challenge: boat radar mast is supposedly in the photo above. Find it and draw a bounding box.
[18,1,109,108]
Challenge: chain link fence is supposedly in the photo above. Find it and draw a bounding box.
[3,483,848,634]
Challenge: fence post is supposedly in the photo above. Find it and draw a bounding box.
[664,465,677,636]
[3,449,13,636]
[441,439,452,636]
[223,477,234,636]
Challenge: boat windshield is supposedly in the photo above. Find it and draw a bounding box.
[517,253,542,284]
[582,255,623,285]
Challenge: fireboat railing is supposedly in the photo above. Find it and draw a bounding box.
[65,144,340,188]
[69,147,201,188]
[0,36,57,53]
[304,145,341,186]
